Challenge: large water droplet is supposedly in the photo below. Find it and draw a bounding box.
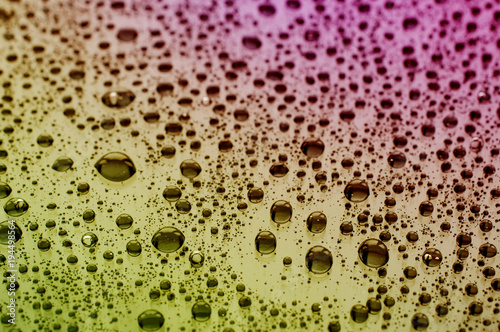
[4,197,29,217]
[305,246,333,274]
[0,220,22,244]
[270,200,292,224]
[358,238,389,268]
[350,304,369,323]
[255,231,277,254]
[344,179,370,202]
[162,186,182,202]
[0,182,12,199]
[102,90,135,108]
[192,300,211,321]
[179,159,202,179]
[422,248,442,267]
[52,156,74,172]
[411,313,429,330]
[269,163,289,177]
[151,226,185,253]
[115,213,133,229]
[81,232,98,247]
[94,152,136,182]
[306,212,327,233]
[300,138,325,158]
[137,309,165,331]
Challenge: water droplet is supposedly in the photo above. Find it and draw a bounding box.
[36,134,54,147]
[160,145,176,158]
[411,313,429,330]
[101,90,135,108]
[117,28,138,42]
[37,238,51,251]
[248,187,264,203]
[81,232,98,247]
[270,200,292,224]
[151,227,185,253]
[344,179,370,202]
[305,246,333,274]
[358,239,389,268]
[180,159,202,179]
[192,300,211,321]
[165,122,183,135]
[189,251,205,268]
[52,156,73,172]
[242,36,262,50]
[238,296,252,308]
[306,212,327,233]
[4,197,29,217]
[126,239,142,257]
[300,138,325,158]
[94,152,136,182]
[0,220,22,244]
[479,243,497,258]
[387,152,406,168]
[163,186,182,202]
[175,199,191,213]
[418,201,434,216]
[350,304,369,323]
[137,309,165,331]
[269,162,289,177]
[255,231,277,254]
[0,182,12,199]
[115,213,133,229]
[422,248,442,267]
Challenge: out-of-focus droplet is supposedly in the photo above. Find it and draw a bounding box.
[0,182,12,199]
[0,220,22,244]
[101,90,135,108]
[36,134,54,147]
[350,304,369,323]
[94,152,136,182]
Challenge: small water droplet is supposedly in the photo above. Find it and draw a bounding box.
[0,220,22,244]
